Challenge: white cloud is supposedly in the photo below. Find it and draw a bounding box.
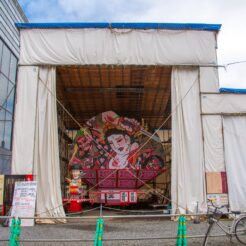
[20,0,152,22]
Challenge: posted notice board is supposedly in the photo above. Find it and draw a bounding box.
[0,175,4,206]
[10,181,37,226]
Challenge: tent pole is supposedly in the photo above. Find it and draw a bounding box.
[17,64,225,68]
[221,116,230,208]
[198,67,208,208]
[202,113,246,116]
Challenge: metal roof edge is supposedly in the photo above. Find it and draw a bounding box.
[219,88,246,93]
[15,22,221,31]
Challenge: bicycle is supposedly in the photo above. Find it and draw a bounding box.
[203,199,246,245]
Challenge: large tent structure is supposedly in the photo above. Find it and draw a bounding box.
[11,23,246,218]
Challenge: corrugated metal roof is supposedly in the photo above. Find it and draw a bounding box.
[56,65,172,130]
[15,22,221,31]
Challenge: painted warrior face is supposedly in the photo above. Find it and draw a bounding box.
[77,135,92,152]
[107,134,131,155]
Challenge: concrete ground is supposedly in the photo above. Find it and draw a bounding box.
[0,210,243,246]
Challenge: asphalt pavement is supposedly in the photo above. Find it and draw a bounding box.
[0,210,242,246]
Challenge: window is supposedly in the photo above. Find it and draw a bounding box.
[0,39,17,150]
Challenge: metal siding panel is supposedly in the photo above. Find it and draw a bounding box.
[0,2,23,36]
[8,0,28,22]
[0,10,20,45]
[0,1,27,57]
[1,1,26,24]
[0,24,19,57]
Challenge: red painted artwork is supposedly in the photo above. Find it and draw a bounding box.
[69,111,165,189]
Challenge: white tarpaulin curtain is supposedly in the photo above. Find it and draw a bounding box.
[19,29,217,65]
[171,67,206,214]
[33,67,65,219]
[199,65,225,172]
[12,66,38,174]
[12,66,65,218]
[199,67,219,93]
[223,116,246,211]
[202,115,225,172]
[202,94,246,114]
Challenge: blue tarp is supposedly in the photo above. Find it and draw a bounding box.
[15,22,221,31]
[219,88,246,93]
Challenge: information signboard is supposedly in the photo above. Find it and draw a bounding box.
[0,175,4,206]
[10,181,37,226]
[207,193,229,213]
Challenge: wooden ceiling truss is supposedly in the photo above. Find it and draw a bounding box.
[56,65,172,131]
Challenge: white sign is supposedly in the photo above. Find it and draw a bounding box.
[100,189,120,202]
[120,192,128,202]
[129,191,137,203]
[207,194,229,213]
[0,175,4,206]
[10,181,37,226]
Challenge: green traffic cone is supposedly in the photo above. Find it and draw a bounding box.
[98,218,104,245]
[98,232,103,246]
[177,237,183,246]
[99,222,104,232]
[182,216,185,245]
[182,216,187,246]
[9,221,13,246]
[176,216,183,246]
[180,217,183,231]
[94,219,100,246]
[10,218,16,246]
[15,218,21,246]
[100,218,104,226]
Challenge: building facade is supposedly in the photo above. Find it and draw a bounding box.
[0,0,28,174]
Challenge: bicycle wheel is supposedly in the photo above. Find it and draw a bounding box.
[235,216,246,245]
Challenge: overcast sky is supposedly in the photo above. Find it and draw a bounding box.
[19,0,246,89]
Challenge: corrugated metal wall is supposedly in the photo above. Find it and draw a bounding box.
[0,0,27,57]
[0,0,27,174]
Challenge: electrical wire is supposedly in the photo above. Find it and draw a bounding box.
[224,60,246,67]
[65,206,100,215]
[102,206,166,213]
